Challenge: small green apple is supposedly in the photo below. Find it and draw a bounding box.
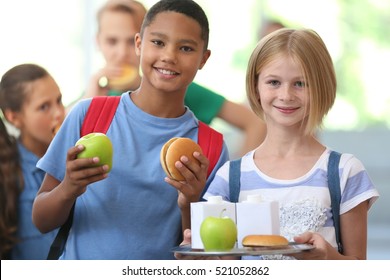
[200,209,237,251]
[75,132,113,171]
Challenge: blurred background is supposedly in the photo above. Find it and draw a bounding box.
[0,0,389,259]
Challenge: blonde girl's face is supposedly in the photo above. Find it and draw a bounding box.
[15,75,65,157]
[97,10,140,69]
[257,54,309,131]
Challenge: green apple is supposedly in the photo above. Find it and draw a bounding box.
[200,209,237,251]
[75,132,113,172]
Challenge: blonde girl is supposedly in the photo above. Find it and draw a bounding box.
[201,29,379,260]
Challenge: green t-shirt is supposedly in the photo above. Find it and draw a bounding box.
[108,89,123,96]
[184,83,226,124]
[108,83,226,124]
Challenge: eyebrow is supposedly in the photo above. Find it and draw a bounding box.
[149,31,199,47]
[263,74,304,80]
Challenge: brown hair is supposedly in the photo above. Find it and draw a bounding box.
[97,0,147,33]
[0,63,49,258]
[0,118,22,259]
[246,28,336,135]
[0,63,49,113]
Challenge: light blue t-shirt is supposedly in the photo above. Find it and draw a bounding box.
[11,142,57,260]
[205,149,379,259]
[37,92,229,260]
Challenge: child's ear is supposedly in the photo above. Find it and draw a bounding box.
[135,33,142,56]
[198,50,211,70]
[3,109,22,129]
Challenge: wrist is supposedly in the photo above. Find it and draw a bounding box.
[179,203,190,212]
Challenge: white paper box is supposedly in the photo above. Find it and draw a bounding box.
[236,194,280,248]
[191,196,236,249]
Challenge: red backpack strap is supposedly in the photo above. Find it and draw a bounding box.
[80,96,121,136]
[197,121,223,178]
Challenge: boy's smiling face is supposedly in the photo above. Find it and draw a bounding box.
[135,11,210,94]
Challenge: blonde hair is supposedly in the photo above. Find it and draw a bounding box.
[97,0,147,32]
[246,28,336,135]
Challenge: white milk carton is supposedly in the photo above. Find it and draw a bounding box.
[190,196,236,249]
[236,194,280,248]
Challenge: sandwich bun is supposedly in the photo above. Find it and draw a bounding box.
[160,137,203,181]
[242,235,289,247]
[108,65,138,90]
[52,123,62,136]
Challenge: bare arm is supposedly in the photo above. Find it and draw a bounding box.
[338,200,368,259]
[217,100,266,156]
[66,66,132,114]
[180,206,191,233]
[164,152,209,232]
[32,145,109,233]
[84,69,110,99]
[65,69,109,114]
[292,200,369,260]
[32,174,77,233]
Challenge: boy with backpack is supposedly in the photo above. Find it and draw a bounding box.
[32,0,229,259]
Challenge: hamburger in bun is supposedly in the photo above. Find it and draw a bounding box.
[99,65,138,90]
[242,235,289,247]
[160,137,203,181]
[52,123,62,136]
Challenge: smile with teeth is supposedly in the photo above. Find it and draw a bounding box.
[156,68,178,75]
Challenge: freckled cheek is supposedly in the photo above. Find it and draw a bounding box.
[257,85,272,105]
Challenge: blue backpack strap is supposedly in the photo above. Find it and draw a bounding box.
[229,158,242,203]
[328,150,343,253]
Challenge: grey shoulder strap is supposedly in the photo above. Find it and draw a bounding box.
[328,150,343,253]
[229,158,242,203]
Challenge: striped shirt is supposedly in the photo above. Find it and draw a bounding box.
[204,149,379,257]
